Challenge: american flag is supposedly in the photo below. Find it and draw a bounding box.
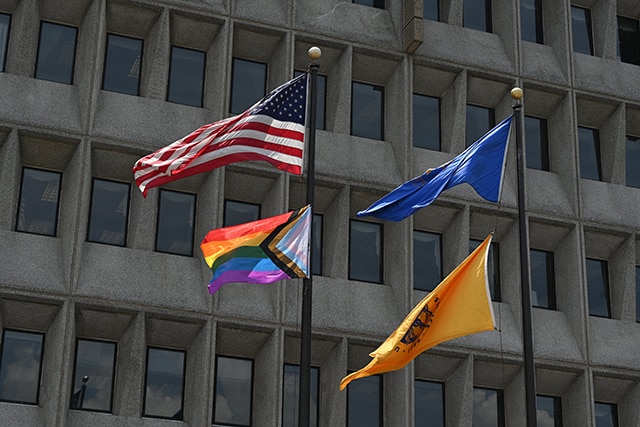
[133,73,308,197]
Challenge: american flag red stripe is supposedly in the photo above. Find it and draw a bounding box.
[133,74,307,197]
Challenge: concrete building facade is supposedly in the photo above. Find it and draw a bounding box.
[0,0,640,425]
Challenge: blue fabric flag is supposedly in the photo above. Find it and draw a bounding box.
[357,115,513,221]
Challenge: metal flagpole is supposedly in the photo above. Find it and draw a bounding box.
[299,46,320,427]
[511,87,537,426]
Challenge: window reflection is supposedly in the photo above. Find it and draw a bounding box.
[103,33,143,95]
[413,93,440,150]
[537,395,563,427]
[353,0,385,8]
[415,380,445,426]
[16,167,61,236]
[282,364,319,427]
[636,266,640,323]
[224,200,260,227]
[70,339,117,412]
[35,21,77,84]
[0,330,44,404]
[349,220,383,283]
[571,6,593,55]
[594,402,618,427]
[155,190,196,256]
[167,46,205,107]
[214,356,253,426]
[466,104,495,147]
[586,258,611,318]
[351,81,384,140]
[617,16,640,65]
[472,387,505,427]
[525,116,549,171]
[521,0,543,43]
[470,239,500,301]
[578,126,601,181]
[143,347,185,419]
[347,374,382,427]
[87,179,130,246]
[424,0,439,21]
[231,58,266,114]
[625,135,640,188]
[413,230,442,292]
[530,249,556,309]
[463,0,492,33]
[0,13,10,72]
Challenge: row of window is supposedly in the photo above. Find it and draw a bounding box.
[0,326,622,426]
[14,168,640,322]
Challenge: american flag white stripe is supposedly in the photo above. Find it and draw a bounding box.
[133,73,308,196]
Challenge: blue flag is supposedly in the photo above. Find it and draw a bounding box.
[357,115,513,221]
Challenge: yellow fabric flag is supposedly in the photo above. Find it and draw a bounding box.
[339,233,496,391]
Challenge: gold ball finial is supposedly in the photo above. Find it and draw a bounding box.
[510,87,523,100]
[308,46,321,61]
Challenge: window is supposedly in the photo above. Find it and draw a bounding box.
[353,0,385,8]
[415,380,445,426]
[295,70,326,130]
[349,220,383,283]
[521,0,543,43]
[15,167,61,236]
[312,213,323,276]
[230,58,266,114]
[424,0,439,21]
[87,179,130,246]
[143,347,185,420]
[413,230,442,292]
[282,364,319,427]
[470,239,500,301]
[530,249,556,309]
[224,200,260,227]
[472,387,505,427]
[626,135,640,188]
[167,46,205,107]
[213,356,253,426]
[351,81,384,140]
[594,402,618,427]
[524,116,549,171]
[413,93,441,150]
[0,329,45,404]
[466,104,495,147]
[617,16,640,65]
[347,374,382,427]
[537,395,563,427]
[155,190,196,256]
[70,339,117,412]
[463,0,492,33]
[636,266,640,323]
[103,33,143,96]
[578,126,601,181]
[0,13,10,72]
[585,258,611,318]
[35,21,77,84]
[571,6,593,55]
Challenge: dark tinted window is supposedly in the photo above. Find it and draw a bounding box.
[353,0,385,8]
[352,81,384,140]
[537,395,563,427]
[586,258,611,318]
[282,364,319,427]
[70,339,117,412]
[103,33,143,95]
[466,104,495,147]
[167,46,205,107]
[578,126,601,181]
[155,190,196,256]
[87,179,130,246]
[470,239,500,301]
[415,380,445,426]
[349,220,383,283]
[525,116,549,171]
[143,347,185,420]
[214,356,253,426]
[626,135,640,187]
[594,402,618,427]
[413,230,442,292]
[295,70,326,130]
[0,13,10,72]
[463,0,492,32]
[230,58,266,114]
[571,6,593,55]
[521,0,543,43]
[347,374,382,427]
[617,16,640,65]
[16,167,61,236]
[35,21,77,84]
[224,200,260,227]
[473,387,505,427]
[530,249,556,310]
[636,266,640,323]
[413,93,440,150]
[0,330,44,404]
[312,213,323,276]
[424,0,439,21]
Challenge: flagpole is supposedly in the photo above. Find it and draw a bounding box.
[511,87,537,426]
[299,46,320,427]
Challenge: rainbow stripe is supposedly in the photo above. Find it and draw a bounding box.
[200,205,310,294]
